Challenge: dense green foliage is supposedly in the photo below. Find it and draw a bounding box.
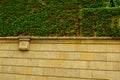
[82,8,120,37]
[114,0,120,7]
[0,0,120,37]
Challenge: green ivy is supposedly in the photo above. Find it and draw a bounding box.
[81,8,120,37]
[0,0,120,37]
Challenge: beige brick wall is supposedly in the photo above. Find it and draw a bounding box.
[0,37,120,80]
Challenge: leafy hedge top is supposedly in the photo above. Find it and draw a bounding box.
[0,0,120,37]
[82,8,120,37]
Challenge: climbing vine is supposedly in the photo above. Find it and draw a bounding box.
[0,0,120,37]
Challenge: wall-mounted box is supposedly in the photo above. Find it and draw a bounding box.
[19,36,30,51]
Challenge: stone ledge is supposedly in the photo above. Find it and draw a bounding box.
[0,36,120,40]
[31,37,120,40]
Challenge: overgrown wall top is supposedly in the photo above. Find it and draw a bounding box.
[82,8,120,37]
[0,0,120,37]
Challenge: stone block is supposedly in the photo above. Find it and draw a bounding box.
[0,74,4,80]
[54,69,80,77]
[43,68,55,76]
[80,53,94,60]
[93,53,107,61]
[15,75,26,80]
[88,62,106,70]
[19,36,30,51]
[80,70,92,78]
[22,67,32,74]
[19,41,30,51]
[106,62,113,70]
[113,62,120,70]
[92,71,106,79]
[32,67,43,75]
[1,66,12,73]
[107,53,120,61]
[106,71,120,80]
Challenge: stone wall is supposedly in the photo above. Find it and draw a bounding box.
[0,37,120,80]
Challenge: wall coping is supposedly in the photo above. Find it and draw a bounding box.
[0,36,120,40]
